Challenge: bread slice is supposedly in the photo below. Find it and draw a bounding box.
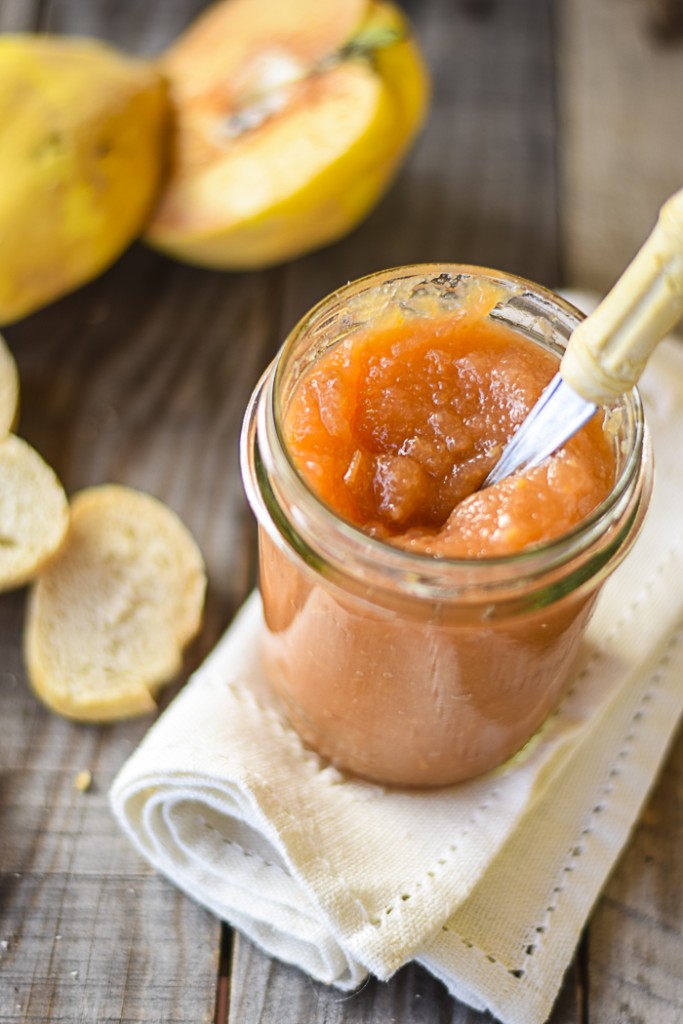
[0,434,69,590]
[25,484,206,721]
[0,331,19,434]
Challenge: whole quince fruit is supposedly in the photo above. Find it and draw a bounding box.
[0,36,168,325]
[145,0,429,269]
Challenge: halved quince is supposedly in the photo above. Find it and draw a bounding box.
[0,36,168,325]
[145,0,429,268]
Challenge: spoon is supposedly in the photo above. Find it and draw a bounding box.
[484,186,683,487]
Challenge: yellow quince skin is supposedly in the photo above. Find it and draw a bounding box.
[144,0,430,269]
[0,35,169,325]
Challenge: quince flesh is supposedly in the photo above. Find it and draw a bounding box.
[0,36,168,325]
[145,0,429,268]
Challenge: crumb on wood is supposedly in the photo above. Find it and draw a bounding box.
[73,769,92,793]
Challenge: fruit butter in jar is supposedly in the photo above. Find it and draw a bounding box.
[241,265,652,788]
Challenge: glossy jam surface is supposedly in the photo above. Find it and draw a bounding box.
[283,311,616,557]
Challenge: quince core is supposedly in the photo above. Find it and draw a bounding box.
[145,0,429,268]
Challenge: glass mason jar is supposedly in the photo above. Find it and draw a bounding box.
[241,265,653,788]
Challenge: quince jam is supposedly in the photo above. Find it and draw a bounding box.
[283,312,616,557]
[245,274,649,787]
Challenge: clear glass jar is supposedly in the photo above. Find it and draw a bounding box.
[241,265,653,787]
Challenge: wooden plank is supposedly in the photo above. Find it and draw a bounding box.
[0,251,278,1019]
[15,0,683,1021]
[229,939,488,1024]
[228,937,582,1024]
[559,3,683,1017]
[0,0,45,30]
[0,0,206,49]
[558,0,683,292]
[39,0,209,54]
[227,0,573,1019]
[586,728,683,1021]
[0,3,283,1022]
[0,587,224,1024]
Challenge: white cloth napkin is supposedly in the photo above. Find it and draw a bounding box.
[110,303,683,1024]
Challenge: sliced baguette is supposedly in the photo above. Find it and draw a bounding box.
[0,331,19,434]
[25,484,206,721]
[0,434,69,590]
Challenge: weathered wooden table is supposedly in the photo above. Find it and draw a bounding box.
[1,1,682,1021]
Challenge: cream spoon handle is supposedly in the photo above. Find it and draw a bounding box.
[561,187,683,404]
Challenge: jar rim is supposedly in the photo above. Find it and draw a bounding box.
[242,264,650,605]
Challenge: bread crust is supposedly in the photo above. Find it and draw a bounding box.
[0,434,69,591]
[0,332,19,434]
